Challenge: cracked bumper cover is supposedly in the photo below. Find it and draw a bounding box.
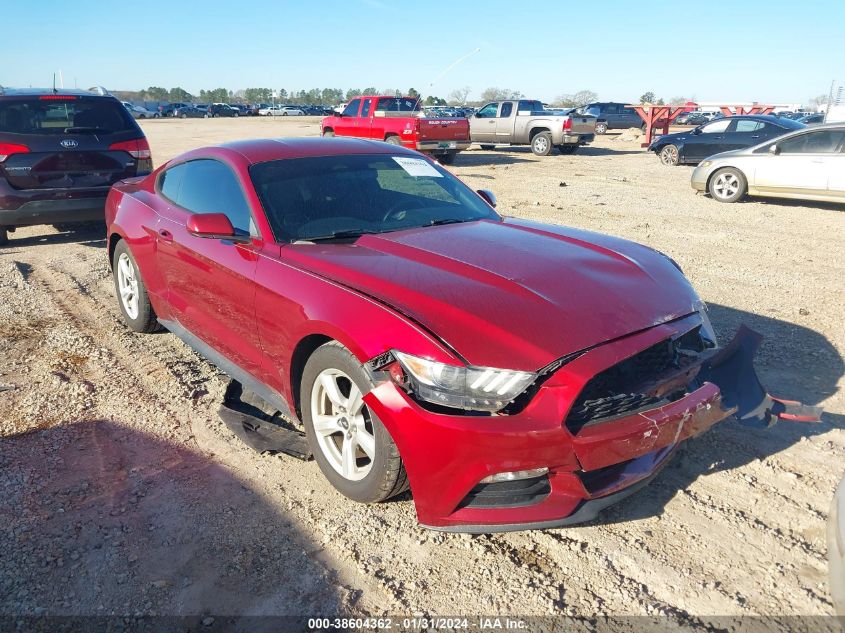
[363,321,822,532]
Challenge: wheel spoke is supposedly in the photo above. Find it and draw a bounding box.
[341,436,356,478]
[357,430,375,459]
[320,373,345,408]
[312,413,338,436]
[346,384,364,416]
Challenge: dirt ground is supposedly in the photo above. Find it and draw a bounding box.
[1,116,843,623]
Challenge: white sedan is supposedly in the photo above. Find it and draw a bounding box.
[261,106,305,116]
[691,123,845,204]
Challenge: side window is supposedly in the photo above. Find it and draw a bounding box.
[376,98,395,111]
[158,163,187,203]
[360,99,372,118]
[476,103,498,118]
[499,102,513,118]
[177,160,253,234]
[735,120,764,133]
[605,104,620,114]
[700,120,731,134]
[342,99,360,117]
[778,130,845,154]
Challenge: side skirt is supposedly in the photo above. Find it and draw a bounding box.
[158,318,296,422]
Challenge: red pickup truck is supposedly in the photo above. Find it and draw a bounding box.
[321,96,470,164]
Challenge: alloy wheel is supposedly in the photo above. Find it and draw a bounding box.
[713,172,740,200]
[533,135,549,154]
[116,252,139,319]
[310,368,376,481]
[660,145,679,166]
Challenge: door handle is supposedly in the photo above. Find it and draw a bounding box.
[750,135,760,138]
[158,228,173,241]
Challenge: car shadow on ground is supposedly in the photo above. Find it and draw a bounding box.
[576,146,643,157]
[597,302,844,525]
[2,222,107,250]
[752,197,845,212]
[0,420,346,624]
[452,152,535,167]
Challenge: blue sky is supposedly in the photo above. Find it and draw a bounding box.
[1,0,842,105]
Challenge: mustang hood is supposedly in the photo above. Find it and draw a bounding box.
[285,219,700,370]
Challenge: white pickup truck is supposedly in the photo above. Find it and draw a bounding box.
[469,99,597,156]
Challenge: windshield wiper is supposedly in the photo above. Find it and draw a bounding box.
[428,218,476,226]
[295,229,375,243]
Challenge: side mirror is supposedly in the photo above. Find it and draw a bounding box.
[768,144,780,155]
[691,127,701,135]
[186,213,249,242]
[477,189,497,208]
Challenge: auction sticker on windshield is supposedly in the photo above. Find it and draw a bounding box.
[392,157,443,178]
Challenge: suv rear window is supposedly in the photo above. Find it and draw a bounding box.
[0,97,136,135]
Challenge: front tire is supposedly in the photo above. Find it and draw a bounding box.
[708,167,747,203]
[479,144,495,150]
[112,240,159,333]
[659,144,680,166]
[301,342,408,503]
[531,132,553,156]
[595,122,608,135]
[0,228,8,246]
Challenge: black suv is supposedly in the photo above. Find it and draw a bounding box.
[0,87,152,245]
[206,104,239,118]
[580,102,643,134]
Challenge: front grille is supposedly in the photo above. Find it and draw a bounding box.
[565,325,708,434]
[458,475,551,509]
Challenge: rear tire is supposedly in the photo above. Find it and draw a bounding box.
[708,167,747,203]
[595,122,608,135]
[530,131,553,156]
[384,135,403,145]
[437,151,457,165]
[301,341,409,503]
[112,240,159,333]
[323,129,335,137]
[0,228,8,246]
[659,144,680,166]
[558,145,578,155]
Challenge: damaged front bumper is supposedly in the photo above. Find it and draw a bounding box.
[363,315,821,532]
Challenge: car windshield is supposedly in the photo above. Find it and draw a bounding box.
[0,97,137,135]
[250,154,500,242]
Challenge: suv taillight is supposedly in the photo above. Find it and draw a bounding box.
[109,138,152,160]
[563,118,572,131]
[0,142,30,162]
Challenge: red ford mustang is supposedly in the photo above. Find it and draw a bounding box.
[105,137,816,532]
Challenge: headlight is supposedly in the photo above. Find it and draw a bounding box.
[693,299,718,346]
[700,160,713,168]
[392,350,536,412]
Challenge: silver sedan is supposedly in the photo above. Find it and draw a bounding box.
[691,123,845,204]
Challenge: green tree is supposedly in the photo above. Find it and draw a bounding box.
[168,87,192,102]
[142,86,168,101]
[407,88,420,98]
[345,88,362,100]
[639,91,656,104]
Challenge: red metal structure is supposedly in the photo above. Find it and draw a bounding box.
[627,104,777,147]
[718,105,775,116]
[625,105,686,147]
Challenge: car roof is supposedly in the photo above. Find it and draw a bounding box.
[203,137,420,164]
[0,87,116,99]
